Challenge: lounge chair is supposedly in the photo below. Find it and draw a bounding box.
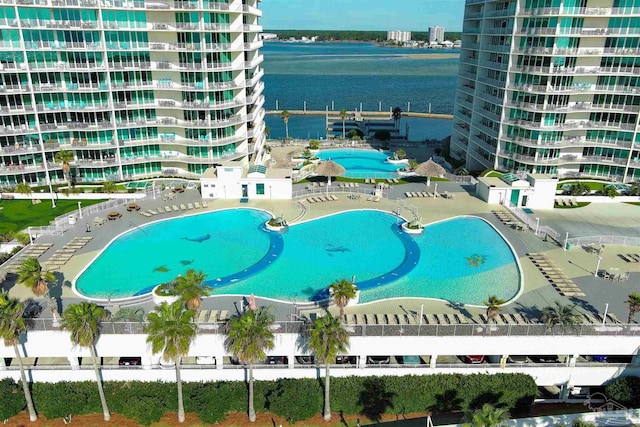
[194,202,201,209]
[202,201,208,208]
[164,205,172,212]
[148,209,158,215]
[329,195,338,201]
[197,310,209,323]
[363,314,373,324]
[306,197,316,203]
[179,204,187,210]
[156,206,165,213]
[218,310,229,321]
[405,192,412,198]
[187,203,194,209]
[140,211,152,217]
[208,310,219,322]
[373,196,382,202]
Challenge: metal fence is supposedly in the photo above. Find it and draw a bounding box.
[568,235,640,248]
[24,319,640,337]
[510,207,561,242]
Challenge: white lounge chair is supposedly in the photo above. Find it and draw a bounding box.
[194,202,201,209]
[179,204,187,210]
[187,203,194,210]
[202,201,208,208]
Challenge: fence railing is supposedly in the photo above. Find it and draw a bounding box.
[510,206,561,241]
[24,319,640,337]
[567,235,640,247]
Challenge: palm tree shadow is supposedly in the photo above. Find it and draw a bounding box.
[359,378,395,422]
[514,302,542,320]
[569,297,597,314]
[469,391,503,410]
[429,389,463,415]
[446,301,473,321]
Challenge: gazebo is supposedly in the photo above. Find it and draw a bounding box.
[314,160,346,194]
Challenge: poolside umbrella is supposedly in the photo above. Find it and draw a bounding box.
[314,160,346,194]
[249,293,257,310]
[413,158,446,178]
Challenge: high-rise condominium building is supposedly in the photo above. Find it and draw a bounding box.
[451,0,640,183]
[0,0,266,186]
[429,25,445,43]
[387,30,411,43]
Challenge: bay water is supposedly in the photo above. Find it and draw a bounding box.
[261,42,460,141]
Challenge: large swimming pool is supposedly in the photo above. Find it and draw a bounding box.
[315,149,406,179]
[74,209,521,305]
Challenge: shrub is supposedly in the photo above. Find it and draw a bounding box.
[309,139,320,150]
[0,378,25,420]
[32,382,101,418]
[606,376,640,407]
[267,379,322,422]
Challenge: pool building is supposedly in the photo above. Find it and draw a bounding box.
[0,0,266,186]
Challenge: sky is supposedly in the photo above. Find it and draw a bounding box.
[260,0,466,32]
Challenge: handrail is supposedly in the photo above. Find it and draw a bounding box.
[567,235,640,247]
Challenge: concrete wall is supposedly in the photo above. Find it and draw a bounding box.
[1,331,638,386]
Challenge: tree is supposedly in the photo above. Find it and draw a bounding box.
[340,109,347,139]
[0,292,38,421]
[101,182,117,194]
[569,183,590,196]
[144,301,197,423]
[309,139,320,150]
[225,308,275,422]
[347,129,363,140]
[173,269,211,313]
[308,314,350,421]
[17,257,58,321]
[374,129,391,142]
[629,182,640,196]
[54,149,74,186]
[15,182,32,195]
[483,295,505,323]
[603,185,617,198]
[61,302,110,421]
[625,292,640,324]
[392,107,402,131]
[281,110,290,139]
[465,403,510,427]
[541,302,581,331]
[329,278,358,318]
[264,125,270,139]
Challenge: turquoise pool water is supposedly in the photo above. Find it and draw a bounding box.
[74,210,520,305]
[315,149,406,179]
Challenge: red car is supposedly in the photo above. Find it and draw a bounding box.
[461,355,485,364]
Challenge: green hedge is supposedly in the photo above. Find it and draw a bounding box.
[0,373,536,424]
[606,376,640,408]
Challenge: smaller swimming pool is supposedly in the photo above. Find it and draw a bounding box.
[316,149,407,179]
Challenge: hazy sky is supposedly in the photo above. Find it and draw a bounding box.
[260,0,466,32]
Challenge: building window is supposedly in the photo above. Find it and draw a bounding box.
[256,183,265,195]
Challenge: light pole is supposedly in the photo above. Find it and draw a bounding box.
[28,226,33,244]
[602,303,609,326]
[47,176,56,208]
[434,183,438,196]
[535,217,540,235]
[77,201,82,219]
[594,255,602,277]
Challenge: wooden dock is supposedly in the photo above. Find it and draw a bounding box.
[265,110,453,119]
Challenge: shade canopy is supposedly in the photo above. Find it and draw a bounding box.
[413,158,446,178]
[314,160,346,178]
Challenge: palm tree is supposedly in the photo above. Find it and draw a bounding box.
[0,292,38,421]
[483,295,506,323]
[173,269,211,313]
[281,110,290,139]
[15,182,32,195]
[541,302,581,331]
[225,308,275,422]
[329,278,358,318]
[308,314,350,421]
[144,301,197,423]
[392,107,402,131]
[625,292,640,324]
[17,257,58,321]
[54,149,74,185]
[61,302,110,421]
[101,181,117,193]
[465,403,510,427]
[340,109,347,139]
[264,125,270,139]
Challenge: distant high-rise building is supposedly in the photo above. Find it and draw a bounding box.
[451,0,640,183]
[0,0,266,187]
[429,26,445,43]
[387,31,412,43]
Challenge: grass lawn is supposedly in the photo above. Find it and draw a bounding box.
[485,171,503,178]
[0,199,105,234]
[556,180,607,192]
[554,202,591,209]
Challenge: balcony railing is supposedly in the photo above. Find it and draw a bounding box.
[19,319,640,337]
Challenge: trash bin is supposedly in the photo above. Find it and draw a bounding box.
[566,242,574,250]
[68,214,76,225]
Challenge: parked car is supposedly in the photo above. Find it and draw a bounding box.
[265,356,288,365]
[196,356,216,365]
[508,355,529,364]
[295,355,315,365]
[396,355,423,365]
[528,355,560,363]
[22,300,43,319]
[589,355,608,362]
[460,355,485,364]
[159,358,175,369]
[118,357,142,366]
[335,355,357,364]
[367,356,391,365]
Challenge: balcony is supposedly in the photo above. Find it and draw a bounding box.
[242,24,262,32]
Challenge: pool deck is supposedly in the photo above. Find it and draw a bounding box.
[1,182,639,325]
